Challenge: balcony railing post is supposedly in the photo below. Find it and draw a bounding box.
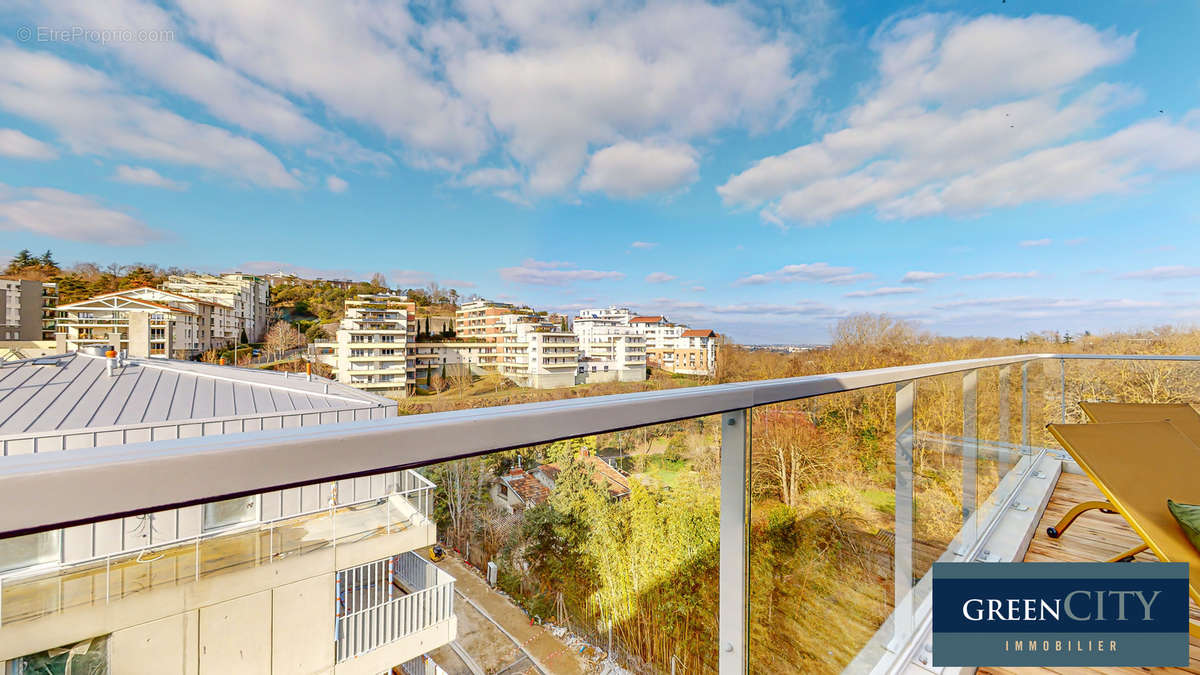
[719,408,749,675]
[998,366,1011,472]
[893,381,915,646]
[961,369,978,548]
[1020,362,1030,454]
[1060,357,1067,423]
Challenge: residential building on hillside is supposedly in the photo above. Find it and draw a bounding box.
[56,287,239,358]
[0,279,56,341]
[162,273,271,342]
[314,293,417,395]
[573,313,647,382]
[491,453,632,514]
[494,314,579,388]
[454,299,519,341]
[0,350,453,674]
[574,306,718,375]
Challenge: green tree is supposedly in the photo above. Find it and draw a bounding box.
[305,323,326,344]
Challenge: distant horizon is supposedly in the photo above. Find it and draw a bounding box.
[2,2,1198,343]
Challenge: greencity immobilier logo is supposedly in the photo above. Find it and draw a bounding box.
[932,562,1189,667]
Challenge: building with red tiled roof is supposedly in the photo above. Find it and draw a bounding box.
[491,453,633,513]
[56,287,240,358]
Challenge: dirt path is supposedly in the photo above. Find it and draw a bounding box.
[435,554,592,675]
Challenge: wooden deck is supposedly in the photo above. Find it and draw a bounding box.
[979,471,1200,675]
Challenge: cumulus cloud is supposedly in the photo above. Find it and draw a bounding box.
[960,271,1040,280]
[645,272,677,283]
[499,259,624,286]
[1019,238,1052,247]
[0,46,300,189]
[901,270,948,283]
[580,142,699,199]
[0,183,164,245]
[717,13,1169,224]
[461,168,522,188]
[844,286,921,298]
[113,165,188,190]
[734,262,872,286]
[0,128,56,159]
[326,175,349,193]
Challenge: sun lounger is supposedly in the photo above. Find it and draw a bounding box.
[1047,420,1200,634]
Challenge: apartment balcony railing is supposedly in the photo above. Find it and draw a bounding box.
[335,551,455,662]
[3,354,1200,672]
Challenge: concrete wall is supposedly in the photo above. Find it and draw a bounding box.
[0,512,439,673]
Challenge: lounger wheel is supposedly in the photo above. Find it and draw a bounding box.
[1046,526,1060,538]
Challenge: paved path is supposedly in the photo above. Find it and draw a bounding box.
[435,554,591,675]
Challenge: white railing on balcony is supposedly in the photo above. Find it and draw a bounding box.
[6,354,1200,673]
[336,551,455,662]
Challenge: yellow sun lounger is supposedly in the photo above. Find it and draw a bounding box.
[1047,420,1200,632]
[1044,403,1200,543]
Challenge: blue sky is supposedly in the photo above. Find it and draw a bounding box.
[1,1,1198,343]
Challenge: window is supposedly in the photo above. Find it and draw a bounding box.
[9,635,109,674]
[202,496,257,531]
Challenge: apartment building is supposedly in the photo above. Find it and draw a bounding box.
[56,287,239,358]
[494,315,580,389]
[454,299,518,341]
[572,312,647,382]
[574,306,718,375]
[0,279,57,341]
[162,273,271,343]
[0,350,453,674]
[315,294,417,395]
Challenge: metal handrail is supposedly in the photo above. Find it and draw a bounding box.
[2,352,1199,537]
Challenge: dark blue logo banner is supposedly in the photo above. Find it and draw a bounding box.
[932,562,1189,667]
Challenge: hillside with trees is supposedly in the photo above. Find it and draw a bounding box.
[421,315,1200,673]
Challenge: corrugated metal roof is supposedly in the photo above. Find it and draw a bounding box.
[0,352,392,436]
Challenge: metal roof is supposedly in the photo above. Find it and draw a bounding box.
[0,352,392,436]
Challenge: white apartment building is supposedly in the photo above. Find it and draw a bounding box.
[162,273,271,343]
[494,316,580,389]
[0,279,56,341]
[56,287,239,358]
[454,299,518,342]
[316,294,417,396]
[572,313,647,383]
[574,307,718,375]
[0,350,454,674]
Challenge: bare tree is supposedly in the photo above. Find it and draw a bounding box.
[264,321,301,361]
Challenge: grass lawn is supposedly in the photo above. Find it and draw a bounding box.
[860,488,895,516]
[640,455,690,488]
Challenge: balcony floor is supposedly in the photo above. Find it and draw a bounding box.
[980,471,1200,675]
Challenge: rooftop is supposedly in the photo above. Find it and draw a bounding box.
[0,351,390,437]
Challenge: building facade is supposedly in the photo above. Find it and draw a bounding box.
[162,273,271,343]
[0,351,454,674]
[56,287,239,358]
[572,314,647,383]
[315,294,417,395]
[0,279,56,341]
[574,307,718,375]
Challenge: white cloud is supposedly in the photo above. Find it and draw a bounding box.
[1065,237,1088,245]
[580,142,699,199]
[630,241,658,249]
[844,286,921,298]
[498,259,624,286]
[113,165,188,191]
[718,13,1152,224]
[1118,266,1200,281]
[390,269,432,286]
[461,168,521,188]
[645,272,677,283]
[734,262,872,286]
[326,175,349,193]
[0,183,163,245]
[901,270,947,283]
[0,128,56,159]
[960,271,1040,281]
[0,46,300,189]
[443,1,816,196]
[1019,238,1052,247]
